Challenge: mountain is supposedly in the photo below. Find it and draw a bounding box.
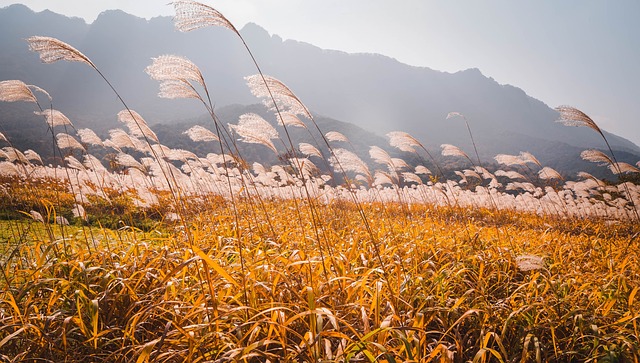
[1,4,639,178]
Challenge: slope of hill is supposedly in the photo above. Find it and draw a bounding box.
[1,4,638,179]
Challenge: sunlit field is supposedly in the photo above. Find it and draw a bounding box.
[1,1,639,362]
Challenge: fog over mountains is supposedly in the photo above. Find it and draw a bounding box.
[1,4,639,177]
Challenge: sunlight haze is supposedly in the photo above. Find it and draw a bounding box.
[1,0,639,145]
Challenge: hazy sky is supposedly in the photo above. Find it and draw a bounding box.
[1,0,639,146]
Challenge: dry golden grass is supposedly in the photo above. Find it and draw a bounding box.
[1,189,638,362]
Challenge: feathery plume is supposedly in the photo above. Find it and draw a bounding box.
[157,80,201,100]
[325,131,349,143]
[369,146,394,168]
[495,170,526,181]
[538,166,563,180]
[610,162,640,175]
[577,171,605,187]
[108,129,137,150]
[117,110,159,143]
[27,36,95,68]
[441,144,470,159]
[0,161,19,175]
[83,154,107,172]
[289,158,319,178]
[402,172,423,184]
[494,154,526,166]
[35,109,74,128]
[29,210,44,223]
[329,148,371,180]
[415,165,431,175]
[555,106,603,136]
[299,143,322,158]
[146,55,205,86]
[519,151,542,167]
[581,149,613,165]
[446,112,465,120]
[387,131,421,153]
[115,153,144,170]
[277,112,307,128]
[0,80,37,103]
[373,171,394,186]
[184,125,219,142]
[56,133,85,151]
[229,113,279,154]
[24,150,42,164]
[245,74,311,118]
[0,132,7,143]
[171,0,237,34]
[65,155,86,171]
[77,128,104,147]
[2,147,29,164]
[516,254,545,272]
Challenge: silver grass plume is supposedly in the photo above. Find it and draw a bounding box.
[580,150,637,174]
[415,165,431,175]
[146,55,205,100]
[325,131,349,143]
[83,155,108,173]
[2,147,29,164]
[374,171,394,186]
[289,158,319,178]
[538,166,563,180]
[65,155,86,171]
[146,55,205,86]
[556,106,603,136]
[0,80,37,103]
[519,151,542,167]
[117,110,159,143]
[245,74,312,118]
[172,0,238,34]
[558,106,639,221]
[108,129,138,151]
[611,162,640,175]
[455,171,468,184]
[577,171,605,187]
[387,131,421,153]
[184,125,219,142]
[29,210,44,223]
[0,132,7,143]
[329,148,371,181]
[116,153,144,171]
[77,129,104,147]
[229,113,279,154]
[494,154,526,166]
[515,254,545,272]
[402,172,423,184]
[0,161,19,175]
[27,36,95,68]
[24,150,42,164]
[495,170,526,181]
[56,133,84,151]
[35,109,73,128]
[441,144,470,160]
[581,149,613,165]
[299,143,323,158]
[167,148,198,161]
[277,112,307,128]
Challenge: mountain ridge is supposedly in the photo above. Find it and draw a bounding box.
[1,4,638,177]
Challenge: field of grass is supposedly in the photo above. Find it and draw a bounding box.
[1,196,639,362]
[2,1,640,362]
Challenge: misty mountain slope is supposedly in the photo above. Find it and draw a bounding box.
[1,4,638,177]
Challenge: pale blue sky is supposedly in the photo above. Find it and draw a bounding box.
[1,0,639,146]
